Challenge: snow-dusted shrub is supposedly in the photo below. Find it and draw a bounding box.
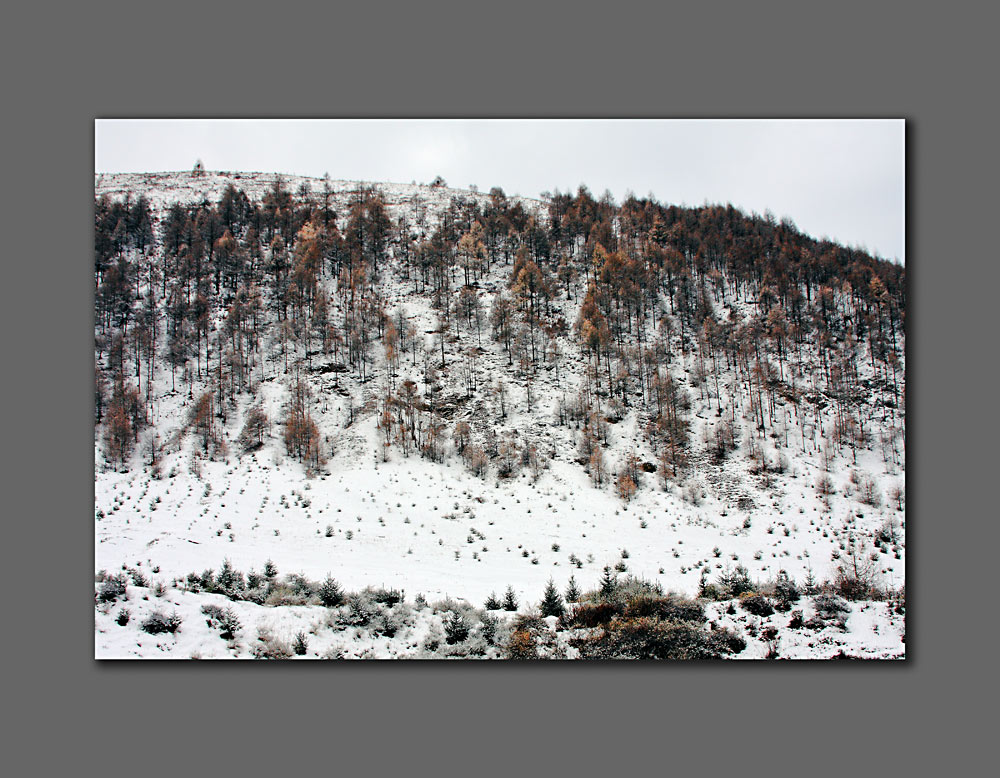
[366,587,404,607]
[372,604,413,638]
[770,570,801,610]
[97,574,129,604]
[252,628,292,659]
[573,617,743,660]
[858,474,881,507]
[421,622,446,654]
[739,592,774,617]
[876,518,899,545]
[341,593,379,627]
[128,568,148,587]
[834,545,881,600]
[115,607,131,626]
[202,604,241,639]
[715,565,754,599]
[564,601,620,628]
[812,593,849,617]
[264,584,309,607]
[505,627,538,659]
[141,610,182,635]
[805,594,850,631]
[286,573,316,599]
[623,593,705,623]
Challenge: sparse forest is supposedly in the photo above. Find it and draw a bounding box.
[94,170,905,660]
[95,172,904,487]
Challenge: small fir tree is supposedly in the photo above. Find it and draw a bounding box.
[318,575,344,607]
[540,579,565,618]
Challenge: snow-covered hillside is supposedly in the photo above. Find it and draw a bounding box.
[96,170,542,230]
[94,170,905,659]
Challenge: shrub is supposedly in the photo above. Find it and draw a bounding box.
[834,546,880,600]
[218,609,241,639]
[788,610,804,629]
[128,568,148,587]
[318,575,344,607]
[367,587,404,607]
[624,594,705,623]
[772,570,800,606]
[716,565,754,598]
[565,601,620,628]
[372,606,412,638]
[876,519,899,545]
[287,573,316,599]
[252,628,292,659]
[505,628,537,659]
[575,618,744,660]
[141,610,182,634]
[115,607,131,626]
[739,593,774,617]
[813,593,849,617]
[589,573,664,608]
[421,623,446,654]
[265,584,308,607]
[97,574,129,604]
[342,594,379,627]
[202,604,241,639]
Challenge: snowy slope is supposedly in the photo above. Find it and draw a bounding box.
[94,170,905,659]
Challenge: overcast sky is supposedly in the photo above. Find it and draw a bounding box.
[96,119,904,263]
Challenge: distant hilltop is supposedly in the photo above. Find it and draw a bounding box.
[95,170,543,226]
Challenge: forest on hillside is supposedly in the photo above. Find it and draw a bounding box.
[94,173,905,501]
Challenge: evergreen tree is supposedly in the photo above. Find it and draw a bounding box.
[599,566,617,600]
[539,578,565,618]
[502,585,518,611]
[565,576,581,603]
[318,575,344,607]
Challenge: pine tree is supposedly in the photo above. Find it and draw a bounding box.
[443,610,469,644]
[502,585,518,611]
[318,575,344,607]
[599,566,617,600]
[540,578,565,618]
[564,576,581,603]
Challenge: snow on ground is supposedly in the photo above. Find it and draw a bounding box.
[94,171,904,659]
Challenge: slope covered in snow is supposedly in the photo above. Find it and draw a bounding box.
[94,170,905,659]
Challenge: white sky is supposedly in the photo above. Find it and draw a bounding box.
[96,119,904,264]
